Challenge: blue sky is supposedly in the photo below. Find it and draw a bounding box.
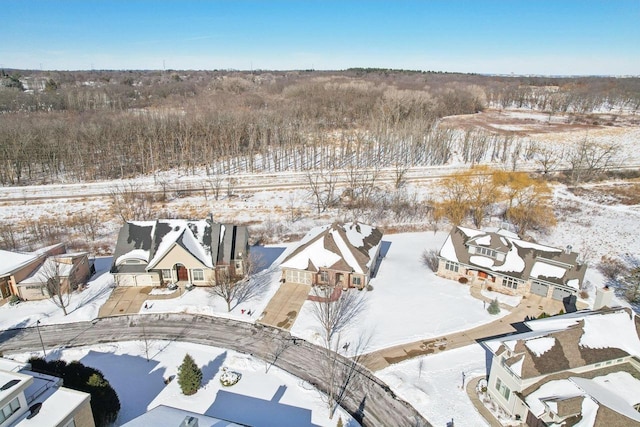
[3,0,639,75]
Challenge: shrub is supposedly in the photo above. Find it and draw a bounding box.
[27,357,120,427]
[177,354,202,395]
[487,298,500,315]
[458,277,468,284]
[8,295,21,305]
[421,249,440,272]
[597,255,627,281]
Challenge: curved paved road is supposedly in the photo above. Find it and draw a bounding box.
[0,313,430,427]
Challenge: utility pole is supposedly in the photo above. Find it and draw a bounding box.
[36,320,47,358]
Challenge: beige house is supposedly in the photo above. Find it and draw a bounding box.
[280,222,383,290]
[0,358,95,427]
[110,216,249,287]
[0,244,91,302]
[437,226,587,301]
[16,253,91,301]
[482,305,640,426]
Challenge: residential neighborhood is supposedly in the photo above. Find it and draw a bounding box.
[2,5,640,424]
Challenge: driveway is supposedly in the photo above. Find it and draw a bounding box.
[362,287,585,371]
[258,282,311,329]
[98,284,189,317]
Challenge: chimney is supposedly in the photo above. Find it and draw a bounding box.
[565,245,573,254]
[594,285,614,310]
[179,416,198,427]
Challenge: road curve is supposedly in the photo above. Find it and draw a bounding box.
[0,313,431,427]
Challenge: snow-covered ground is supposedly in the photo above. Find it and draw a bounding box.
[290,231,508,353]
[7,341,357,427]
[377,344,489,427]
[1,108,638,427]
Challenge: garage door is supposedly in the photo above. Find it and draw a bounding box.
[552,287,573,301]
[530,281,549,297]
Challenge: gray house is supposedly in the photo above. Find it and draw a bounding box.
[437,226,587,300]
[110,216,249,287]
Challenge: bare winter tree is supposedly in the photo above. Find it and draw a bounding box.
[319,333,371,420]
[208,252,267,312]
[41,258,78,316]
[309,285,367,348]
[568,138,619,183]
[306,170,339,213]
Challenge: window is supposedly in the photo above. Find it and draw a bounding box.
[502,276,521,290]
[445,261,459,272]
[191,269,204,281]
[476,247,497,258]
[0,397,21,423]
[161,269,172,281]
[63,419,76,427]
[320,271,329,283]
[495,378,511,400]
[353,276,362,286]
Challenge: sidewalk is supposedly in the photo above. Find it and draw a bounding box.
[466,376,505,427]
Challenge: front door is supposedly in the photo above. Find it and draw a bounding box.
[176,265,188,281]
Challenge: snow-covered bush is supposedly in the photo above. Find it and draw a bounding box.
[487,298,500,315]
[220,367,241,387]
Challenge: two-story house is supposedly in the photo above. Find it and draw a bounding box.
[482,305,640,426]
[437,226,587,301]
[110,216,249,287]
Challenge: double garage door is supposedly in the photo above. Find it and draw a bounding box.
[530,280,574,301]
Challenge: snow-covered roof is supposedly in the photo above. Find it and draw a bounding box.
[111,217,249,274]
[484,308,640,380]
[17,258,75,285]
[525,372,640,426]
[438,226,586,287]
[121,404,243,427]
[280,222,383,275]
[0,250,39,276]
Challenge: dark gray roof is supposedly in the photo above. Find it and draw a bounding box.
[111,218,249,273]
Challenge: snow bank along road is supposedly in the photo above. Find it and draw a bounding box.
[0,313,431,427]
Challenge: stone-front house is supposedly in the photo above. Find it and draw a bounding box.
[110,217,249,287]
[437,226,587,301]
[0,357,95,427]
[482,304,640,426]
[280,222,383,290]
[0,244,91,301]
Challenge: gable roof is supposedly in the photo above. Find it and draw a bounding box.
[0,243,65,277]
[280,222,383,275]
[439,226,586,288]
[111,218,248,274]
[484,308,640,380]
[524,370,640,426]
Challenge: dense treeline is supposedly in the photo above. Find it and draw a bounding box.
[1,69,638,185]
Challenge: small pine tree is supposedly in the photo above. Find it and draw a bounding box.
[487,298,500,315]
[336,417,344,427]
[177,354,202,396]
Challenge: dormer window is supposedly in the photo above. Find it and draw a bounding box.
[476,246,497,258]
[634,403,640,413]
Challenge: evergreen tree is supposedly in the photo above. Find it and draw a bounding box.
[487,298,500,315]
[177,354,202,395]
[27,358,120,427]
